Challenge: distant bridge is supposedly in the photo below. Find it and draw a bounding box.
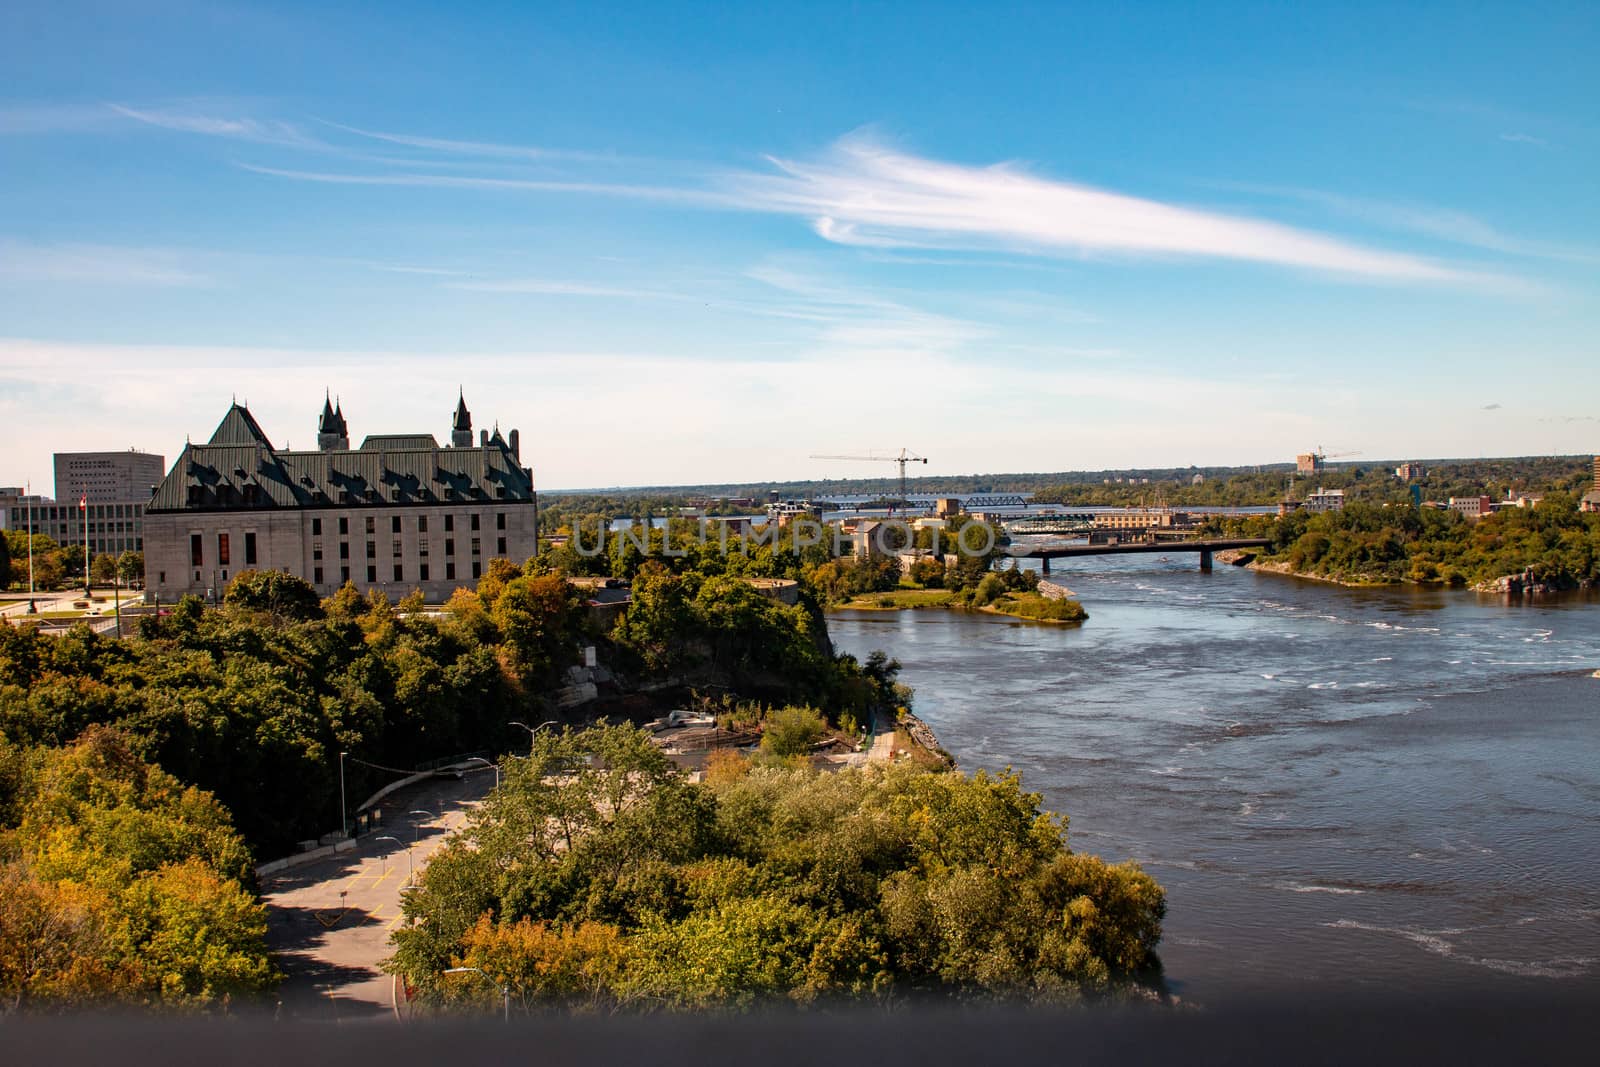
[1005,537,1272,574]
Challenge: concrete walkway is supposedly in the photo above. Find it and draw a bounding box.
[261,768,494,1022]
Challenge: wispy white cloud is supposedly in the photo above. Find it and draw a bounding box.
[726,136,1504,286]
[1220,182,1595,265]
[109,104,319,147]
[318,120,617,163]
[1499,132,1548,147]
[234,161,732,206]
[0,240,211,287]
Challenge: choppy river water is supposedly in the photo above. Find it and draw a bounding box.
[828,560,1600,1002]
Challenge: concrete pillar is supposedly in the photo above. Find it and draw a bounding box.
[1199,549,1213,572]
[1040,556,1051,575]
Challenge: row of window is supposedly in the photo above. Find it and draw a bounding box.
[23,503,146,520]
[308,562,479,586]
[188,531,510,568]
[312,537,505,560]
[308,512,508,536]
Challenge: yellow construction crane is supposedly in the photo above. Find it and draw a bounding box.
[810,448,928,500]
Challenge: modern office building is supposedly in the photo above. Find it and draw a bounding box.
[0,449,165,559]
[55,450,166,504]
[143,393,538,603]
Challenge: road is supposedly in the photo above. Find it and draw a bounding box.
[261,766,494,1021]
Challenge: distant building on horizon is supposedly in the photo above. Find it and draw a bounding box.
[1582,455,1600,513]
[1394,461,1428,481]
[142,393,537,603]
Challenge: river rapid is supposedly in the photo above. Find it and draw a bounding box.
[827,560,1600,1002]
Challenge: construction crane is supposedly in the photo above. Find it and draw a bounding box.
[1295,445,1363,476]
[810,448,928,500]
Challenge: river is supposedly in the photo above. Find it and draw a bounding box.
[827,560,1600,1002]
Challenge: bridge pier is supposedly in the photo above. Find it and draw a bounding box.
[1199,549,1212,573]
[1040,556,1051,575]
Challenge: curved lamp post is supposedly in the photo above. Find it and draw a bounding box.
[462,756,500,788]
[507,720,560,757]
[408,809,436,847]
[374,835,409,883]
[443,966,510,1022]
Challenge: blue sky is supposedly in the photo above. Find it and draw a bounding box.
[2,1,1597,491]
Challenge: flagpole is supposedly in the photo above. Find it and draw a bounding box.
[82,493,90,598]
[26,480,34,597]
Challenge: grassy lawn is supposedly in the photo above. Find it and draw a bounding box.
[835,588,959,611]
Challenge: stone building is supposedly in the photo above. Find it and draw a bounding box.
[144,393,537,603]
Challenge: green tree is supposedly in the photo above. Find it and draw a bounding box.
[759,705,826,758]
[222,570,324,621]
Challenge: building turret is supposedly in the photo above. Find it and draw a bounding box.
[317,392,349,451]
[451,390,473,448]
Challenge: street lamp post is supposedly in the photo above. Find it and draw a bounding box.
[463,756,500,788]
[443,967,510,1023]
[409,809,436,847]
[338,751,349,838]
[375,835,409,883]
[508,719,561,757]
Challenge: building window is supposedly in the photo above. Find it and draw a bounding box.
[445,538,454,556]
[391,516,401,534]
[312,542,323,561]
[366,540,376,558]
[190,533,203,566]
[339,542,349,559]
[158,571,165,584]
[418,516,428,533]
[471,537,481,555]
[472,562,481,579]
[444,514,454,532]
[497,537,506,555]
[419,539,429,557]
[393,564,404,582]
[497,512,506,530]
[470,513,480,531]
[341,566,350,583]
[218,533,230,566]
[314,566,324,584]
[392,539,403,557]
[339,516,349,535]
[446,562,455,580]
[245,531,257,565]
[365,516,375,534]
[312,517,322,535]
[367,565,377,583]
[419,564,429,581]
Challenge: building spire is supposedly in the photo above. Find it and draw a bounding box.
[451,388,474,447]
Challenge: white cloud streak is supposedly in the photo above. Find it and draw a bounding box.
[727,137,1499,285]
[109,105,319,147]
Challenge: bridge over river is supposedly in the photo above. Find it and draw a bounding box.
[1006,537,1272,573]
